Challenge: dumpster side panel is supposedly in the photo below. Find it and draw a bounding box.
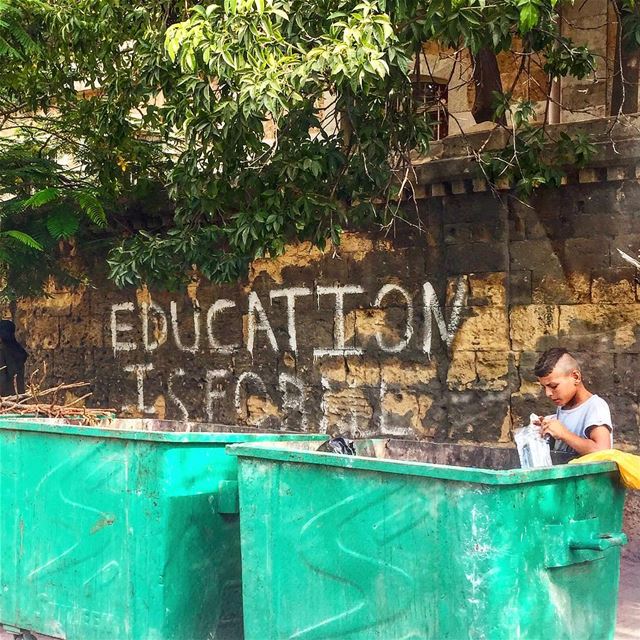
[0,432,240,640]
[239,459,447,639]
[161,444,243,640]
[454,475,624,640]
[0,430,163,640]
[237,456,626,640]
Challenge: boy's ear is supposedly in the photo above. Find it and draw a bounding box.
[571,369,581,384]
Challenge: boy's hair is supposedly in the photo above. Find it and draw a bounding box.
[534,347,580,377]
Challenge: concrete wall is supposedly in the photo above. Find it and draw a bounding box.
[8,135,640,450]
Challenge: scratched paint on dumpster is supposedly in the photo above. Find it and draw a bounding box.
[266,477,444,639]
[16,441,126,638]
[236,448,626,640]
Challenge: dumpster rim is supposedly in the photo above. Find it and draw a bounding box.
[0,420,326,444]
[228,442,619,485]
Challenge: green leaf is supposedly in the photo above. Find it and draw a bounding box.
[21,187,61,209]
[75,192,107,227]
[0,230,43,251]
[46,209,80,240]
[519,2,539,32]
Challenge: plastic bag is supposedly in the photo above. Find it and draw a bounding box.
[317,436,356,455]
[570,449,640,490]
[514,414,552,469]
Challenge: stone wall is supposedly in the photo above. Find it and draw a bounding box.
[8,133,640,449]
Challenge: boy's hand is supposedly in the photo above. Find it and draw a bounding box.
[540,417,569,441]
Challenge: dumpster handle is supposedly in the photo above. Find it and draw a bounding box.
[216,480,239,515]
[569,533,628,551]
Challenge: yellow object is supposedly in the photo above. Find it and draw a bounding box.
[570,449,640,490]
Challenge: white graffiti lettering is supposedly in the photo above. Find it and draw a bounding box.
[111,302,137,354]
[373,284,414,353]
[170,302,201,354]
[123,363,154,412]
[206,300,238,354]
[206,369,231,422]
[278,372,308,431]
[141,302,168,352]
[313,285,365,358]
[270,287,312,352]
[422,277,468,355]
[247,292,279,356]
[168,368,189,420]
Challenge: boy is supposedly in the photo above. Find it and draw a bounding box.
[533,347,612,456]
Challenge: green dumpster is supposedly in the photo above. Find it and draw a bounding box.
[231,439,627,640]
[0,420,323,640]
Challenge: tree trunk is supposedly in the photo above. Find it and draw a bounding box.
[610,1,640,115]
[471,48,507,125]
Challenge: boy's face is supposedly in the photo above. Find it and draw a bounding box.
[537,365,580,407]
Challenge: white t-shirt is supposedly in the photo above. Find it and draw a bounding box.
[553,394,613,453]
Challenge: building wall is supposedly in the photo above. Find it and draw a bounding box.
[420,0,626,134]
[8,144,640,450]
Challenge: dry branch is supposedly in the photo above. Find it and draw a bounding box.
[0,364,115,425]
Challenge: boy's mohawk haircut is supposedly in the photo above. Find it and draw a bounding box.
[534,347,570,378]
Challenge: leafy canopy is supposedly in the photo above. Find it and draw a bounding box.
[0,0,611,294]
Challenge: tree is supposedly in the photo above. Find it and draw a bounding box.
[0,0,615,295]
[610,0,640,115]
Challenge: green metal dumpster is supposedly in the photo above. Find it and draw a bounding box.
[231,439,627,640]
[0,420,323,640]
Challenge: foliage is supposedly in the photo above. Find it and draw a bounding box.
[481,96,597,195]
[0,0,621,294]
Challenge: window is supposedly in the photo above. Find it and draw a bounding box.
[412,79,448,140]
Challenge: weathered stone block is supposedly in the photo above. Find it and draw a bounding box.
[446,350,476,390]
[517,350,544,384]
[59,316,105,349]
[23,316,60,351]
[576,214,636,239]
[606,166,627,182]
[445,242,507,274]
[510,394,546,428]
[591,267,636,303]
[318,359,347,384]
[507,211,526,241]
[445,390,512,441]
[380,358,439,385]
[475,351,510,391]
[444,223,472,245]
[320,384,375,437]
[613,353,639,395]
[451,306,510,351]
[451,180,468,195]
[509,239,559,271]
[510,305,559,351]
[442,193,504,224]
[531,272,591,304]
[608,395,639,446]
[467,272,507,306]
[559,304,640,352]
[431,183,447,197]
[345,358,381,387]
[379,387,434,437]
[509,270,532,305]
[562,238,610,272]
[580,352,616,394]
[17,284,88,318]
[51,348,94,380]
